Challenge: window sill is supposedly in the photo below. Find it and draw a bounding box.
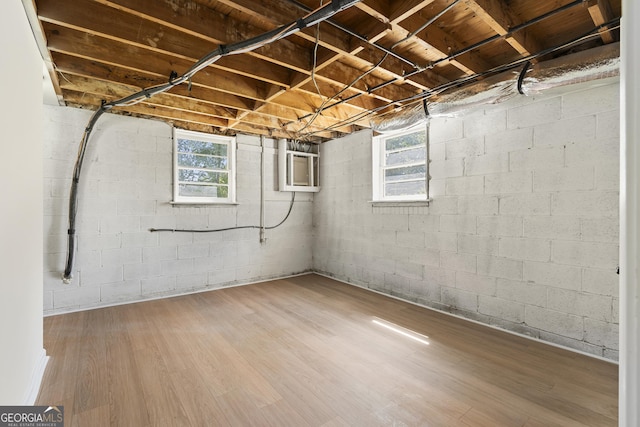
[170,201,239,207]
[370,199,431,207]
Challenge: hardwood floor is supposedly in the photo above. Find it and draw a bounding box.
[36,274,618,426]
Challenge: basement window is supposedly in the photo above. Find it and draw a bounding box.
[173,129,236,204]
[372,125,428,202]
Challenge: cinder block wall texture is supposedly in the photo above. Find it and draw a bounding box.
[43,105,312,315]
[43,81,619,360]
[313,81,620,360]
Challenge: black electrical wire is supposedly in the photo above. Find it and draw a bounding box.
[298,51,389,133]
[425,0,589,72]
[311,21,620,135]
[63,108,106,281]
[294,0,460,133]
[302,19,620,137]
[517,61,532,95]
[149,191,296,233]
[301,18,620,136]
[283,0,419,69]
[393,0,461,49]
[291,0,596,130]
[61,0,361,282]
[311,0,324,97]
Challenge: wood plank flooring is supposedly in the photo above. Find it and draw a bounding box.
[36,274,618,426]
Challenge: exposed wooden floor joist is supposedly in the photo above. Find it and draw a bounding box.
[26,0,622,141]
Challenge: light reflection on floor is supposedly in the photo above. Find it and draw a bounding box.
[372,317,430,345]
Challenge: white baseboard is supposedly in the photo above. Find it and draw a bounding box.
[44,271,312,317]
[23,349,48,405]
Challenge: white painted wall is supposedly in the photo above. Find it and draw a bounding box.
[314,81,620,359]
[41,66,621,362]
[43,106,312,314]
[0,1,46,404]
[620,0,640,423]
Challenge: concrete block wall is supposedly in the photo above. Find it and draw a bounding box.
[313,81,620,360]
[43,105,312,315]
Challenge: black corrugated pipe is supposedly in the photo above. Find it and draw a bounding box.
[61,0,361,283]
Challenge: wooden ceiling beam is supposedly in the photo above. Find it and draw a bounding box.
[385,21,485,76]
[233,63,401,136]
[45,21,368,131]
[181,0,439,138]
[38,0,294,88]
[587,0,617,43]
[210,0,354,52]
[355,0,445,27]
[97,0,312,71]
[349,36,446,91]
[257,101,369,130]
[226,78,367,135]
[310,32,436,95]
[231,120,335,141]
[463,0,543,57]
[63,90,205,131]
[52,52,366,133]
[169,120,238,136]
[389,0,437,24]
[334,1,449,90]
[239,111,354,135]
[51,52,254,112]
[353,0,489,75]
[43,23,270,101]
[58,74,236,121]
[212,0,441,92]
[354,13,392,45]
[33,0,621,141]
[91,0,399,111]
[272,19,438,120]
[353,0,389,23]
[210,0,410,135]
[289,75,378,113]
[62,82,342,138]
[318,57,423,102]
[304,51,426,104]
[62,89,230,128]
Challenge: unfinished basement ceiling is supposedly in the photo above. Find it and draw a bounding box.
[26,0,621,142]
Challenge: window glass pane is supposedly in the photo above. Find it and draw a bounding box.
[384,164,426,182]
[177,139,227,156]
[179,169,228,184]
[385,146,426,166]
[174,130,235,203]
[178,153,228,169]
[179,184,228,198]
[374,127,428,201]
[385,131,426,151]
[385,180,426,197]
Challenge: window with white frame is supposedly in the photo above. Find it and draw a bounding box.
[173,128,236,204]
[372,125,428,202]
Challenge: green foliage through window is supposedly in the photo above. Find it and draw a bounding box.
[174,130,234,202]
[377,128,427,200]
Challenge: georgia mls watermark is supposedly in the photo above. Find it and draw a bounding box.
[0,406,63,427]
